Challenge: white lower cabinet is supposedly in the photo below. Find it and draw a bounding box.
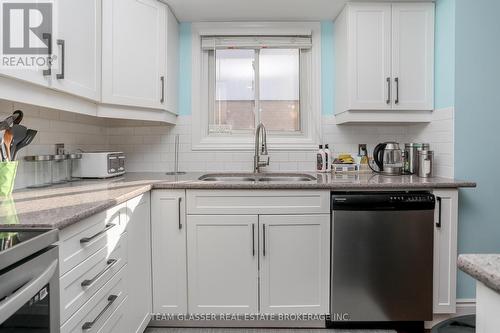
[432,189,458,314]
[58,193,152,333]
[60,265,127,333]
[124,193,152,332]
[183,189,331,315]
[187,215,259,314]
[151,190,188,314]
[259,215,330,314]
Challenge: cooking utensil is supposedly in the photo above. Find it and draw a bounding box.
[370,142,403,175]
[0,130,5,161]
[9,124,28,160]
[12,129,37,160]
[12,110,23,124]
[0,115,15,131]
[3,129,14,161]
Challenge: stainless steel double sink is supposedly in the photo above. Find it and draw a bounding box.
[198,173,316,182]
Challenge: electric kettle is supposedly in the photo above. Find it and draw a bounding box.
[372,142,403,175]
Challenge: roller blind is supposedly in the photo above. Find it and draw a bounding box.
[201,36,312,50]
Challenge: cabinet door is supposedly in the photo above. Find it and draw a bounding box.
[259,215,330,314]
[164,6,179,114]
[391,3,434,110]
[347,4,392,110]
[102,0,166,109]
[433,189,458,314]
[50,0,101,101]
[187,215,258,314]
[151,190,187,314]
[124,193,152,332]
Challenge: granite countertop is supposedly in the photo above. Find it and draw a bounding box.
[0,171,476,230]
[458,254,500,294]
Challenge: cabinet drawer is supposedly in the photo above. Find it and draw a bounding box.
[96,296,128,333]
[60,265,127,333]
[59,203,125,275]
[60,232,128,324]
[187,190,330,215]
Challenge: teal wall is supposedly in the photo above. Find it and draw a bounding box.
[435,0,455,109]
[177,22,336,116]
[455,0,500,299]
[178,22,192,116]
[321,21,335,115]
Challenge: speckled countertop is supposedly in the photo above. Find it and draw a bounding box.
[458,254,500,294]
[0,172,475,230]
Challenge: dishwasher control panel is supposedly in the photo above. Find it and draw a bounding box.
[389,193,435,203]
[332,191,435,210]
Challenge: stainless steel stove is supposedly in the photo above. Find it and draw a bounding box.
[0,229,59,332]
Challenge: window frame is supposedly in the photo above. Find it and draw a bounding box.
[191,22,322,151]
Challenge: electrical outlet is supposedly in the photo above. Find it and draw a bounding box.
[55,143,65,155]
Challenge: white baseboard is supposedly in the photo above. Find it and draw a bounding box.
[425,299,476,329]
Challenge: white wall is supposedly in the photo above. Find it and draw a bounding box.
[406,107,455,178]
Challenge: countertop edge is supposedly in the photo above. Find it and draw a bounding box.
[52,181,475,229]
[53,184,153,229]
[458,254,500,294]
[151,182,477,190]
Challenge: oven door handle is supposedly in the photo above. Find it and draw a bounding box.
[0,259,58,325]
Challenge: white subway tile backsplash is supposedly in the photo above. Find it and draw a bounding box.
[4,99,455,189]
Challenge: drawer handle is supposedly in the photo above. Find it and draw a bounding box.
[81,259,118,287]
[80,223,116,244]
[82,294,118,330]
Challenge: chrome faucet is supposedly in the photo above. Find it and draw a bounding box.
[254,123,269,173]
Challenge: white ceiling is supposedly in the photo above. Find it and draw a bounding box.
[163,0,432,22]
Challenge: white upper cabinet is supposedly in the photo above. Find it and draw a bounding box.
[0,0,178,123]
[102,0,166,109]
[347,4,392,110]
[335,2,435,124]
[50,0,102,101]
[391,3,434,110]
[164,6,179,114]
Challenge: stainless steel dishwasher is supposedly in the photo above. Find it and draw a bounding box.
[330,191,435,324]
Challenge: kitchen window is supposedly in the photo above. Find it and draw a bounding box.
[191,23,321,150]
